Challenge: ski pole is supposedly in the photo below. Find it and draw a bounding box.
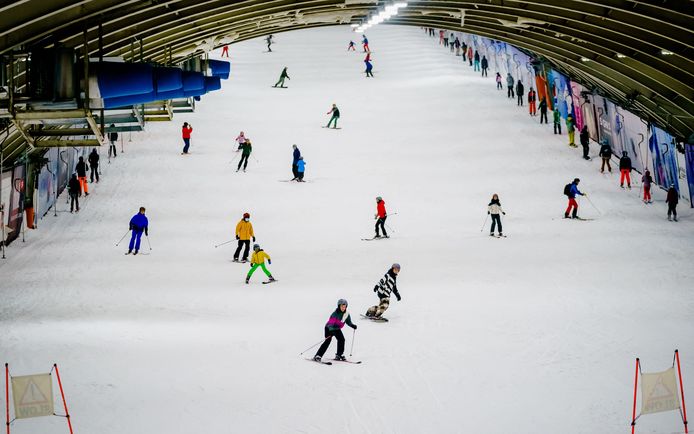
[584,195,602,215]
[115,230,129,246]
[349,329,356,357]
[145,234,152,250]
[480,214,489,232]
[299,336,331,355]
[251,154,259,163]
[214,240,235,248]
[385,222,396,233]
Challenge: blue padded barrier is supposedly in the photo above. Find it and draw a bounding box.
[103,92,156,109]
[204,76,222,92]
[155,89,186,100]
[208,59,230,79]
[94,62,154,98]
[182,71,205,92]
[154,67,183,92]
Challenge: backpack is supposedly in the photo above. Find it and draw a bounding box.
[564,183,572,197]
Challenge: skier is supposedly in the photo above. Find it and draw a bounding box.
[467,46,473,66]
[325,104,340,129]
[516,80,524,106]
[235,131,246,152]
[566,114,577,147]
[443,33,448,47]
[364,51,371,62]
[181,122,193,154]
[312,299,357,362]
[291,144,301,180]
[666,184,679,221]
[364,59,374,78]
[265,34,273,52]
[245,243,275,284]
[221,45,229,57]
[553,107,562,134]
[454,37,460,56]
[480,55,488,76]
[495,72,502,90]
[619,151,632,188]
[539,97,548,124]
[487,194,506,237]
[579,125,590,160]
[347,40,356,51]
[365,263,401,319]
[88,148,100,183]
[237,139,252,172]
[108,124,118,159]
[506,73,515,98]
[75,156,89,196]
[564,178,586,219]
[127,207,148,255]
[273,67,290,88]
[296,156,306,182]
[599,140,613,173]
[642,169,653,203]
[362,35,369,52]
[461,41,467,61]
[68,173,80,213]
[473,50,480,71]
[527,87,537,115]
[374,196,388,238]
[233,212,254,263]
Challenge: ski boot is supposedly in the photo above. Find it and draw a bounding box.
[133,250,138,255]
[334,355,346,361]
[489,232,494,236]
[127,249,132,255]
[268,276,276,282]
[245,276,250,284]
[313,355,322,362]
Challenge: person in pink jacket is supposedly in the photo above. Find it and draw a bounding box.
[235,131,246,152]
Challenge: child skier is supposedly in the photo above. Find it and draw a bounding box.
[313,299,357,362]
[619,151,632,188]
[273,67,290,88]
[234,212,255,263]
[325,104,340,129]
[291,144,301,180]
[246,244,275,284]
[564,178,586,219]
[487,194,506,237]
[237,139,252,172]
[127,207,149,255]
[181,122,193,154]
[365,264,402,320]
[495,72,502,90]
[642,169,653,203]
[666,184,679,221]
[296,156,306,182]
[374,196,388,238]
[235,131,246,152]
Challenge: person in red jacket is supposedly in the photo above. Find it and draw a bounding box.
[374,196,388,238]
[528,88,537,116]
[181,122,193,154]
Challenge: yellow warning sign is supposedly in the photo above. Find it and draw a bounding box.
[641,367,681,415]
[11,373,54,419]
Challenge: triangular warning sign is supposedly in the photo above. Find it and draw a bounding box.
[20,380,50,405]
[641,367,681,415]
[647,376,674,401]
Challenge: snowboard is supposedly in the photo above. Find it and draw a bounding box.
[360,314,388,322]
[306,358,332,365]
[361,236,389,241]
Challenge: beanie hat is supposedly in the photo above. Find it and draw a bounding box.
[337,299,348,307]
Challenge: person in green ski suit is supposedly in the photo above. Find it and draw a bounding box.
[273,67,290,88]
[325,104,340,128]
[246,244,275,284]
[237,139,252,172]
[553,107,562,134]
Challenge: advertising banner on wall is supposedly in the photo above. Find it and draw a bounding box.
[569,81,584,132]
[37,148,60,218]
[649,126,680,191]
[6,165,26,245]
[613,106,648,173]
[686,143,694,206]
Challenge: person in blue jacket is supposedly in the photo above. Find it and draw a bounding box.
[564,178,587,219]
[291,144,301,180]
[365,60,374,77]
[296,157,306,182]
[127,207,149,255]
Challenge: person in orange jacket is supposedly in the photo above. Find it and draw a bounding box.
[528,88,537,116]
[233,212,255,263]
[374,196,388,238]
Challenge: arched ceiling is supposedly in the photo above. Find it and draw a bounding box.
[1,0,693,139]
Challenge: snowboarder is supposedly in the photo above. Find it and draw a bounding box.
[325,104,340,129]
[362,35,369,52]
[347,40,356,51]
[235,131,246,152]
[487,194,505,237]
[364,60,374,78]
[495,72,502,90]
[273,67,290,88]
[473,50,480,71]
[233,212,255,263]
[527,87,537,116]
[666,184,679,221]
[75,156,89,196]
[108,124,118,158]
[480,55,488,76]
[265,34,273,52]
[619,151,632,188]
[291,144,301,180]
[599,140,613,173]
[553,107,562,134]
[566,114,577,147]
[88,148,100,183]
[127,207,148,255]
[312,299,357,362]
[374,196,388,238]
[237,139,252,172]
[506,73,515,98]
[245,243,275,284]
[539,97,548,124]
[579,125,590,160]
[68,173,80,213]
[642,169,653,203]
[365,264,401,319]
[181,122,193,154]
[516,80,524,106]
[296,156,306,182]
[564,178,586,219]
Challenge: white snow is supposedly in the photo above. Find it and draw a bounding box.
[1,25,693,434]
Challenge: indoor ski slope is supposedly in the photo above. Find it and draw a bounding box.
[1,26,693,434]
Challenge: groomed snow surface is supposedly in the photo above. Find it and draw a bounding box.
[1,26,693,434]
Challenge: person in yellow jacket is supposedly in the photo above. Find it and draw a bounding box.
[246,244,276,284]
[233,212,255,263]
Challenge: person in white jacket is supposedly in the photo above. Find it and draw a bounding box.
[487,194,506,237]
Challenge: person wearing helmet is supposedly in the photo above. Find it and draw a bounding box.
[564,178,586,219]
[599,140,613,173]
[365,263,401,320]
[374,196,388,238]
[619,151,632,188]
[666,184,679,222]
[313,299,356,362]
[233,213,255,263]
[246,243,275,284]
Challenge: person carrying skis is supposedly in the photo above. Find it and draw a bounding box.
[564,178,586,219]
[313,299,357,362]
[68,173,80,213]
[516,80,524,106]
[325,104,340,129]
[108,124,118,158]
[75,156,89,196]
[579,125,590,160]
[88,148,100,183]
[495,72,502,90]
[362,35,369,52]
[553,107,562,134]
[619,151,632,188]
[364,59,374,78]
[291,144,301,180]
[566,114,577,147]
[265,34,273,52]
[296,156,306,182]
[487,194,505,237]
[234,212,254,263]
[528,87,537,116]
[666,184,678,221]
[245,244,275,284]
[235,131,246,152]
[473,50,480,71]
[237,139,252,172]
[374,196,388,238]
[642,169,653,203]
[599,139,613,173]
[181,122,193,154]
[506,73,515,98]
[127,207,148,255]
[347,40,356,51]
[273,67,290,88]
[365,264,401,319]
[480,55,488,76]
[539,97,548,124]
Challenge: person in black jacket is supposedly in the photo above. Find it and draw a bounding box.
[666,184,678,221]
[68,173,81,213]
[599,140,613,173]
[365,263,402,319]
[516,80,524,106]
[88,148,100,183]
[108,124,118,159]
[539,97,548,124]
[579,126,590,160]
[619,151,632,188]
[75,156,89,196]
[480,55,488,76]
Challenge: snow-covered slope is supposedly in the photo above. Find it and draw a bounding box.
[1,25,692,434]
